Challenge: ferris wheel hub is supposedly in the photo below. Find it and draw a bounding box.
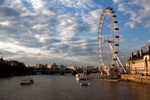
[103,39,113,43]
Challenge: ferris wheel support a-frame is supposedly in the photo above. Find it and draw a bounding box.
[107,41,127,73]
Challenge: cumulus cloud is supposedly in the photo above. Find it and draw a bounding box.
[113,0,124,3]
[58,14,91,38]
[114,0,150,29]
[44,37,98,58]
[125,22,143,28]
[57,0,97,10]
[82,8,103,24]
[0,48,16,56]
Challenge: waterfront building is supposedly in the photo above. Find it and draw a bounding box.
[47,63,58,70]
[87,66,95,70]
[43,64,47,68]
[66,66,77,70]
[27,65,35,68]
[0,57,25,67]
[77,66,83,70]
[9,60,25,67]
[58,65,65,69]
[126,46,150,75]
[35,64,47,69]
[35,64,41,69]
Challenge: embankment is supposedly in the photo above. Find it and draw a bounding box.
[121,74,150,84]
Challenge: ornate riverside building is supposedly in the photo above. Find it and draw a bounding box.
[126,46,150,75]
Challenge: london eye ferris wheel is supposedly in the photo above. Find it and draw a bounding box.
[98,7,126,72]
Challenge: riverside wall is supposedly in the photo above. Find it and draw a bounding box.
[121,74,150,84]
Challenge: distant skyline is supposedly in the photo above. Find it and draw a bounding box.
[0,0,150,66]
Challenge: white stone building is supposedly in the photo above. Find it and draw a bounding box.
[126,46,150,75]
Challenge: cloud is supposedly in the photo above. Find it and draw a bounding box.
[120,38,142,43]
[0,0,5,5]
[113,0,124,3]
[137,40,150,52]
[0,49,15,56]
[82,8,103,24]
[145,19,150,28]
[58,14,91,38]
[115,0,150,29]
[0,7,20,18]
[34,53,45,56]
[125,22,143,28]
[57,0,97,10]
[118,3,137,20]
[45,37,98,57]
[0,0,63,48]
[0,0,100,47]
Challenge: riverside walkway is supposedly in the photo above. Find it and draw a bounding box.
[121,74,150,84]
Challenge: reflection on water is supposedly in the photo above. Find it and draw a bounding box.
[0,75,150,100]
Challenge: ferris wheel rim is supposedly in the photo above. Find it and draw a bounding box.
[98,7,119,68]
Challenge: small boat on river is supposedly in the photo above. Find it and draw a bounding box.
[76,74,81,81]
[20,78,34,85]
[80,83,90,86]
[76,74,88,81]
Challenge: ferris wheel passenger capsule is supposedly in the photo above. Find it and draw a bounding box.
[112,64,115,66]
[98,32,101,34]
[111,11,115,13]
[115,35,119,38]
[114,21,118,23]
[113,58,117,61]
[99,27,102,29]
[115,28,119,30]
[115,44,119,46]
[105,7,113,10]
[114,51,118,54]
[109,8,113,10]
[112,15,117,17]
[98,37,101,39]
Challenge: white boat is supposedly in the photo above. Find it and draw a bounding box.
[76,74,88,81]
[20,78,34,85]
[76,74,81,81]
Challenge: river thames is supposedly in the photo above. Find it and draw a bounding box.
[0,74,150,100]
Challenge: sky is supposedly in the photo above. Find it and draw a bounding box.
[0,0,150,67]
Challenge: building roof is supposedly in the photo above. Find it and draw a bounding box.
[143,50,150,55]
[128,50,150,61]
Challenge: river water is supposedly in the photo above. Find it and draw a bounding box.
[0,74,150,100]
